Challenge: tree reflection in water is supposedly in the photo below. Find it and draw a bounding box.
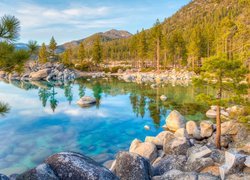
[0,101,10,116]
[3,78,210,125]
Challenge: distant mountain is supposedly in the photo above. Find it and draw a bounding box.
[15,43,29,50]
[56,29,132,53]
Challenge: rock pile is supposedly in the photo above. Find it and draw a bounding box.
[119,69,196,85]
[1,110,249,180]
[0,62,75,82]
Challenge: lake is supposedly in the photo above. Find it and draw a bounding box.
[0,77,208,175]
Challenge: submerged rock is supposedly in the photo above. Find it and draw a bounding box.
[165,110,186,132]
[77,96,96,107]
[113,151,152,180]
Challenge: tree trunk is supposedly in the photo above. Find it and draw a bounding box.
[157,38,160,72]
[215,105,221,149]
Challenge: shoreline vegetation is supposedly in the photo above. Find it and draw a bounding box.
[0,0,249,179]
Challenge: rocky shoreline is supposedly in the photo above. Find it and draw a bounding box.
[0,62,76,82]
[0,63,197,87]
[117,69,197,86]
[1,110,249,180]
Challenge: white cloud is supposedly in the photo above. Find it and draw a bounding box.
[0,1,119,43]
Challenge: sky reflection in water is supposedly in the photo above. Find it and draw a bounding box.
[0,78,207,175]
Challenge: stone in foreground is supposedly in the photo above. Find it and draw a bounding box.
[77,96,96,107]
[165,110,186,132]
[17,163,58,180]
[44,152,118,180]
[113,151,152,180]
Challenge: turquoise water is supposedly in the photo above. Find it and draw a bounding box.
[0,78,207,175]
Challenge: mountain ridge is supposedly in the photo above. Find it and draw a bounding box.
[56,29,132,53]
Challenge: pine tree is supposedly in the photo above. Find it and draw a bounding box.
[38,43,48,64]
[151,19,162,71]
[78,42,85,63]
[92,36,102,66]
[138,29,147,69]
[49,36,57,59]
[194,54,248,149]
[62,49,72,66]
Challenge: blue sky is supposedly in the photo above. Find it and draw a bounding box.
[0,0,190,44]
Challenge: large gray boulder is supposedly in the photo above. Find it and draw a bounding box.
[165,110,186,132]
[152,155,186,176]
[30,68,51,80]
[44,152,118,180]
[129,139,157,163]
[16,163,58,180]
[113,151,152,180]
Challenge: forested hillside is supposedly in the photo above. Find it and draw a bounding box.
[63,0,249,71]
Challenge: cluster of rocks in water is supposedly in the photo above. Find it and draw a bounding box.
[118,69,196,86]
[0,62,76,82]
[1,110,249,180]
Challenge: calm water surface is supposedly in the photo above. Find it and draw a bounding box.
[0,78,208,175]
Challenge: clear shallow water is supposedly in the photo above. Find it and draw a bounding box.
[0,78,207,175]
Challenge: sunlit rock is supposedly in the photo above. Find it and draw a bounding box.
[200,121,213,138]
[160,95,167,101]
[129,139,157,163]
[165,110,186,132]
